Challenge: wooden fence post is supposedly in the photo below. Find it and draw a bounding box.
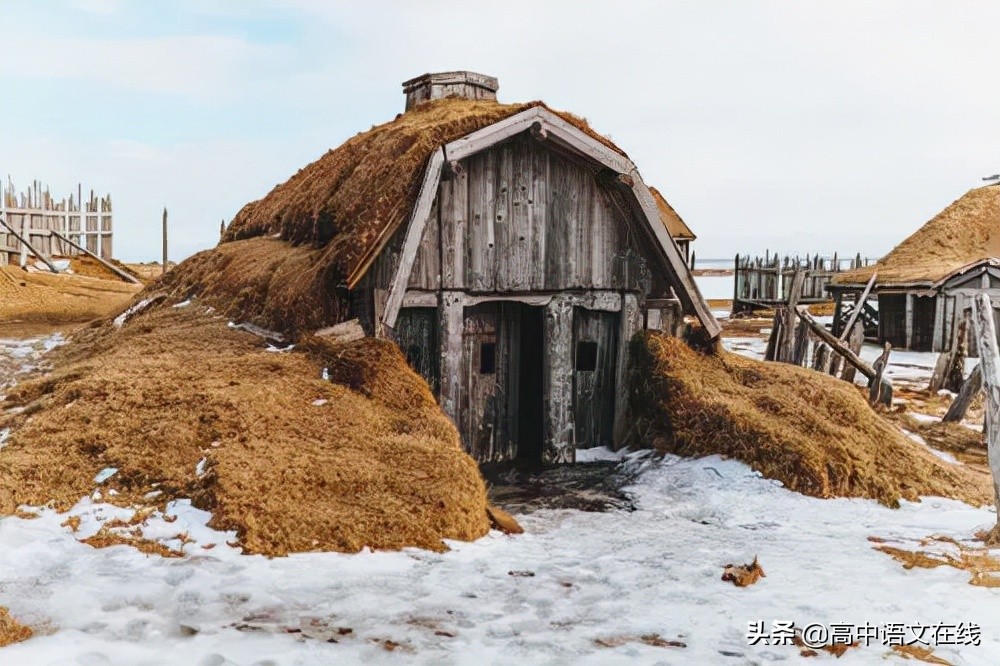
[972,294,1000,541]
[943,363,982,423]
[162,207,168,275]
[869,342,892,406]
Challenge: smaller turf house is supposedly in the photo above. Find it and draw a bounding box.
[829,184,1000,353]
[219,71,719,465]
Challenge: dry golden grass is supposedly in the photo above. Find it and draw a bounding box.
[721,557,765,587]
[874,536,1000,588]
[629,332,992,506]
[890,415,988,469]
[891,645,953,665]
[144,237,342,336]
[81,529,184,558]
[223,97,625,290]
[0,265,140,337]
[0,306,490,556]
[649,187,695,240]
[0,607,32,648]
[834,185,1000,285]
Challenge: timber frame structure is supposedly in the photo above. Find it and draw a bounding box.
[224,71,719,467]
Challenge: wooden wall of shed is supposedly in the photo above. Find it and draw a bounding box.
[408,135,665,296]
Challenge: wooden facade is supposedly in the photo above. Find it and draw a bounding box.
[829,260,1000,354]
[349,74,717,466]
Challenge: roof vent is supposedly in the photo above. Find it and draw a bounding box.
[402,71,499,111]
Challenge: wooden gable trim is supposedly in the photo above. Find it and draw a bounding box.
[380,147,446,334]
[626,174,720,338]
[381,109,720,338]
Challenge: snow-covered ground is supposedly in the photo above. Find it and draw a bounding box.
[2,454,999,665]
[3,333,1000,664]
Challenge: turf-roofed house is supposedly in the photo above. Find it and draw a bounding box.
[828,184,1000,352]
[220,71,719,466]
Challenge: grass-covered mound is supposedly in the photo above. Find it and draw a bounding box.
[629,332,992,507]
[0,306,490,555]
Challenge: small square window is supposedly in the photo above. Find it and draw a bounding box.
[575,341,598,372]
[479,342,496,374]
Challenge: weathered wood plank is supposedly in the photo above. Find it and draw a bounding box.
[943,363,982,423]
[970,293,1000,537]
[612,293,643,449]
[839,272,877,341]
[869,342,893,406]
[780,270,806,363]
[381,148,445,331]
[544,296,575,463]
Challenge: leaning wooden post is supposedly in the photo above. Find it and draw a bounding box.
[869,342,892,406]
[943,363,983,423]
[780,270,806,363]
[162,207,168,275]
[972,293,1000,542]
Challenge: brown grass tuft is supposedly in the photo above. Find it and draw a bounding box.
[628,332,991,506]
[891,645,953,664]
[81,528,184,558]
[0,607,32,648]
[722,556,765,587]
[874,538,1000,588]
[0,307,490,556]
[834,185,1000,286]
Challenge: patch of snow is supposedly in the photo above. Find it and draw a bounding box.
[311,398,328,407]
[908,412,940,424]
[322,367,330,381]
[265,344,295,353]
[574,446,626,463]
[2,456,999,663]
[113,297,157,329]
[93,468,118,484]
[195,458,207,477]
[0,427,9,450]
[172,299,192,308]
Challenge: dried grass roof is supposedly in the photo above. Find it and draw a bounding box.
[650,187,696,241]
[833,185,1000,286]
[629,332,991,507]
[223,97,626,289]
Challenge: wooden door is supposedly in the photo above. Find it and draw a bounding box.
[573,308,619,449]
[394,307,440,393]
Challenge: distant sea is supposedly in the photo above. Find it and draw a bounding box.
[692,258,734,300]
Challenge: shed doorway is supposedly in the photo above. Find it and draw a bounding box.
[461,302,544,466]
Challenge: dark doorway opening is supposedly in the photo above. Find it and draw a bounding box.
[515,304,544,468]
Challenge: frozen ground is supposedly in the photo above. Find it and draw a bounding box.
[3,454,1000,665]
[3,334,1000,664]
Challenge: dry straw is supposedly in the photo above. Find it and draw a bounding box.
[834,185,1000,286]
[629,331,991,507]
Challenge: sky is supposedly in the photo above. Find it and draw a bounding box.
[1,0,999,264]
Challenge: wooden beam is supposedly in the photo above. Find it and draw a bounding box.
[444,107,545,161]
[437,292,464,424]
[627,174,720,338]
[50,230,140,284]
[797,307,881,383]
[544,295,575,463]
[780,270,806,363]
[381,148,446,332]
[0,216,59,273]
[905,292,914,349]
[839,272,877,341]
[970,293,1000,536]
[869,342,892,406]
[943,363,982,423]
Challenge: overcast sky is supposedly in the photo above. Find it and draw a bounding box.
[2,0,999,264]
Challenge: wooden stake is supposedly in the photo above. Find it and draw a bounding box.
[970,293,1000,538]
[943,363,982,423]
[869,342,892,406]
[162,207,168,275]
[839,272,877,342]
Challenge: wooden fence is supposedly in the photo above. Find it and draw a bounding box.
[0,178,113,266]
[733,252,874,313]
